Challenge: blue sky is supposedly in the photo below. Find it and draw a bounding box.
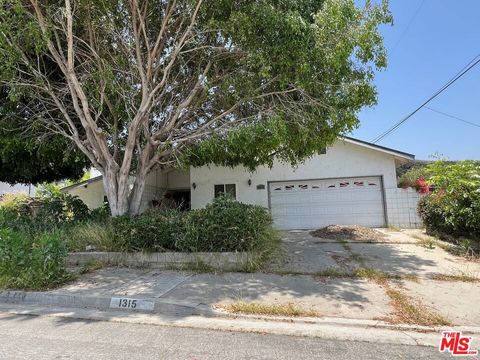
[351,0,480,160]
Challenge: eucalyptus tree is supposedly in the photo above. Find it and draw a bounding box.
[0,0,391,215]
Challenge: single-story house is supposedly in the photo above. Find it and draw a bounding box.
[62,137,423,229]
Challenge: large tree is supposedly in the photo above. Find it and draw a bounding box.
[0,87,89,184]
[0,0,391,216]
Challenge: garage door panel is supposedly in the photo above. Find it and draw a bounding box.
[269,177,385,230]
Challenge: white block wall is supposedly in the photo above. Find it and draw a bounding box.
[385,187,423,229]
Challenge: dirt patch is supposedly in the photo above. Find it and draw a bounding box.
[310,225,386,242]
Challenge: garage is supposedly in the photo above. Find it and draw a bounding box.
[269,176,386,230]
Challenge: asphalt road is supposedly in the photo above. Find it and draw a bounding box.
[0,312,448,360]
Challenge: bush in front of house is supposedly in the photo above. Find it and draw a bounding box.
[106,196,276,253]
[0,192,90,233]
[417,160,480,241]
[0,228,72,290]
[179,196,274,252]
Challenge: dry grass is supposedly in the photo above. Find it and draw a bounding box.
[430,273,480,283]
[385,286,451,326]
[312,267,418,283]
[388,225,402,232]
[223,301,320,318]
[79,259,105,274]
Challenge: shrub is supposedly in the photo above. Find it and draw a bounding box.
[112,209,186,252]
[178,196,274,252]
[418,160,480,240]
[0,228,72,290]
[0,192,91,233]
[66,221,117,252]
[399,166,429,189]
[82,196,278,254]
[36,192,91,225]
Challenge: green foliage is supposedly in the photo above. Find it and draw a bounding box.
[0,0,391,179]
[398,166,429,189]
[0,94,88,184]
[179,195,274,252]
[186,0,392,169]
[68,196,277,254]
[418,160,480,240]
[0,192,91,233]
[66,221,116,252]
[0,228,72,290]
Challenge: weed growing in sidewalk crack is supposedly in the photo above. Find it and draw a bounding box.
[384,286,451,326]
[222,302,320,318]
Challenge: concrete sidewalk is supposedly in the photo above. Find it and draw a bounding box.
[1,266,479,327]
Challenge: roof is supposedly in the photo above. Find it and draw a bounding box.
[60,175,103,192]
[61,138,414,193]
[342,136,415,161]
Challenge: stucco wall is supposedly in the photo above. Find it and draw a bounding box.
[65,168,190,211]
[190,139,399,210]
[385,188,423,229]
[67,179,106,210]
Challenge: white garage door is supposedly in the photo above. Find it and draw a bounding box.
[269,176,385,230]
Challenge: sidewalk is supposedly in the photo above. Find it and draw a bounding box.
[1,228,479,347]
[1,266,480,347]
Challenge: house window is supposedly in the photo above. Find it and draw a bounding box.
[214,184,236,199]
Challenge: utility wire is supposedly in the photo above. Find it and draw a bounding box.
[425,106,480,129]
[372,54,480,143]
[390,0,426,55]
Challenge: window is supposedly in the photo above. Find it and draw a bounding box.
[214,184,236,199]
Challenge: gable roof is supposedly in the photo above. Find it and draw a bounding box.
[60,175,103,192]
[342,136,415,161]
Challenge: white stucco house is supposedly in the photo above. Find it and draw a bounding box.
[62,137,423,229]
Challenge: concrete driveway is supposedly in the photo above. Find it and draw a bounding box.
[266,228,480,326]
[273,229,480,278]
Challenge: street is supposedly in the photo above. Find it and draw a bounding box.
[0,312,447,359]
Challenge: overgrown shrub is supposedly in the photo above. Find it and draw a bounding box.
[0,192,91,232]
[75,196,277,254]
[0,228,72,290]
[112,209,186,252]
[178,196,274,252]
[418,160,480,241]
[66,221,117,252]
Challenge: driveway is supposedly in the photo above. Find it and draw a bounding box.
[266,228,480,326]
[273,228,480,278]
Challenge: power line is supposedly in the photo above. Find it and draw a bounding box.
[390,0,426,55]
[372,54,480,143]
[425,106,480,129]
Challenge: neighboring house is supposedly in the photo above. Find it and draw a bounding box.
[62,137,423,229]
[0,182,35,197]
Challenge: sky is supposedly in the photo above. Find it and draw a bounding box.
[350,0,480,160]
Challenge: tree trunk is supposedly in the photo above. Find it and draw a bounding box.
[128,171,147,216]
[102,167,131,217]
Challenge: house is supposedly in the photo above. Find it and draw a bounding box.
[62,137,423,229]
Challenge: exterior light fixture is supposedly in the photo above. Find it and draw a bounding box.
[192,182,197,190]
[248,179,252,186]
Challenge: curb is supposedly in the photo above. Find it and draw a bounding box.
[0,291,215,317]
[1,290,480,337]
[0,302,451,347]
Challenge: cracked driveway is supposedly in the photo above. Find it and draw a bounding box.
[272,228,480,278]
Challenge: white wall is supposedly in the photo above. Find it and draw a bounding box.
[190,139,399,210]
[0,183,35,197]
[67,179,106,210]
[65,168,190,211]
[385,188,423,229]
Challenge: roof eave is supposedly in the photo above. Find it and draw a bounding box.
[341,136,415,161]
